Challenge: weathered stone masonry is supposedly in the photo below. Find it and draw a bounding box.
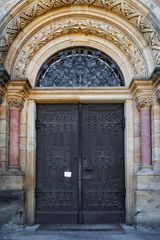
[0,0,160,228]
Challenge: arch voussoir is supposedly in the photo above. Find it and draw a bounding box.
[0,0,159,68]
[11,18,147,82]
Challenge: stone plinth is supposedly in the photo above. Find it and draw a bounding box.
[135,171,160,229]
[0,171,24,224]
[0,190,25,224]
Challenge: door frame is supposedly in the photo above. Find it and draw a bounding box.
[25,90,134,225]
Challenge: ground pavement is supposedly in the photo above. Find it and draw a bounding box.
[0,224,160,240]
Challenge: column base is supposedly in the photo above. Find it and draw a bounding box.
[138,165,153,175]
[8,165,19,170]
[0,169,25,224]
[135,169,160,229]
[0,190,25,224]
[7,166,24,176]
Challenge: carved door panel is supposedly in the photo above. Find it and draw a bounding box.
[81,104,125,223]
[36,104,125,224]
[36,105,79,223]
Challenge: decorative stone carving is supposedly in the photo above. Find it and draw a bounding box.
[6,79,31,110]
[136,97,153,110]
[37,47,123,87]
[7,99,24,110]
[0,0,159,65]
[13,19,146,77]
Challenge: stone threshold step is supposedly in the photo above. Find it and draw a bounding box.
[37,224,124,231]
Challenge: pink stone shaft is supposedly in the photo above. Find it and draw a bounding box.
[9,109,20,168]
[140,108,152,166]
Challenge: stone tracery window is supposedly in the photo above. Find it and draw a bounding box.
[36,47,124,87]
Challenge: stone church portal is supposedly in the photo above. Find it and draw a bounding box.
[0,0,160,228]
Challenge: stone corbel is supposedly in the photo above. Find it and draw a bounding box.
[6,78,31,105]
[130,78,153,101]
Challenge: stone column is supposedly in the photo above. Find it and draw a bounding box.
[0,67,10,171]
[26,100,36,224]
[125,100,134,224]
[137,97,153,168]
[7,99,24,169]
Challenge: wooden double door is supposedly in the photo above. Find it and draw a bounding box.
[36,104,125,224]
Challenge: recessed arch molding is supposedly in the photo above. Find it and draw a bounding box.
[12,18,147,79]
[0,0,160,68]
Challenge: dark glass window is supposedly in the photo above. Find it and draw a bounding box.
[36,47,124,87]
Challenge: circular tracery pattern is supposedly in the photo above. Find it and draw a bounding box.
[36,47,124,87]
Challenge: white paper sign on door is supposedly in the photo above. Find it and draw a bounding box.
[64,171,72,178]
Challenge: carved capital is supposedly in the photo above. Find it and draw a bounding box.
[6,79,31,108]
[7,98,24,110]
[136,97,153,110]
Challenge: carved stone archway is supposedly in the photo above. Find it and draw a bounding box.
[3,5,156,86]
[10,17,148,83]
[0,0,160,228]
[19,35,134,87]
[0,0,160,67]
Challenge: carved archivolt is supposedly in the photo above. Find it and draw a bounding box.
[13,19,146,78]
[0,0,160,66]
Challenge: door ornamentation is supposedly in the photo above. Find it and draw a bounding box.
[36,47,124,87]
[36,104,125,224]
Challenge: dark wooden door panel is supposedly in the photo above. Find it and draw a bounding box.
[36,104,125,224]
[36,104,79,223]
[81,104,125,223]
